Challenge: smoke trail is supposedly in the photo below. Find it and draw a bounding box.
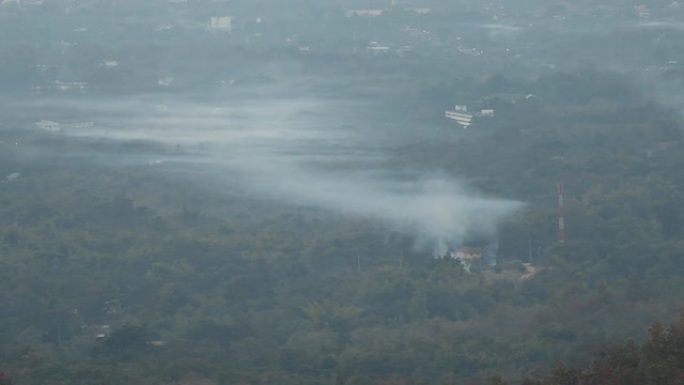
[13,91,523,255]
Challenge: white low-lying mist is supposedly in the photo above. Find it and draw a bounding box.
[20,89,522,254]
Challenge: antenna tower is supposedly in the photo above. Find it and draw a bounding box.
[557,181,565,243]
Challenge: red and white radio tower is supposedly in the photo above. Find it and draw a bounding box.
[557,181,565,243]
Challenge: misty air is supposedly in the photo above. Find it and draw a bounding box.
[1,1,684,384]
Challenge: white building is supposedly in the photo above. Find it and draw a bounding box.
[405,8,431,14]
[99,60,119,68]
[444,105,473,127]
[346,9,384,17]
[444,105,494,127]
[55,80,88,91]
[450,246,484,273]
[0,0,20,7]
[367,41,391,54]
[35,120,93,131]
[35,120,61,132]
[209,16,233,31]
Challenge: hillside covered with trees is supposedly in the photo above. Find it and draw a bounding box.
[4,0,684,383]
[2,67,684,384]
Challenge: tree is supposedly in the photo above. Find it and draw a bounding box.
[96,323,151,360]
[0,372,12,385]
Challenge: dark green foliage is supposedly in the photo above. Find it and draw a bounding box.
[0,372,12,385]
[3,51,684,385]
[96,324,151,360]
[496,317,684,385]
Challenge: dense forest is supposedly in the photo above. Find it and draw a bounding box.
[3,66,684,384]
[4,0,684,383]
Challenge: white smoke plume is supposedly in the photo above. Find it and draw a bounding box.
[14,87,522,254]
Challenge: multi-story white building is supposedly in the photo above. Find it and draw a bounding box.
[444,105,473,127]
[444,105,495,127]
[209,16,233,31]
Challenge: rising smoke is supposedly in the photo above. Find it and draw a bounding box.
[15,86,522,255]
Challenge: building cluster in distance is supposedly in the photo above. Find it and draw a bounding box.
[444,105,494,128]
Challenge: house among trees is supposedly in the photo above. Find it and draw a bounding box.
[452,246,484,261]
[444,105,472,127]
[444,105,494,127]
[450,246,484,273]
